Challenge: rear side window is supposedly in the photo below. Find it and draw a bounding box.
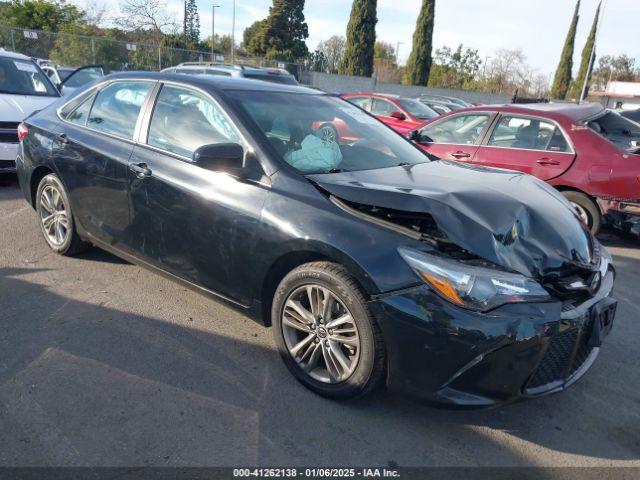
[344,96,371,110]
[370,98,397,117]
[488,116,570,152]
[147,84,240,157]
[87,82,152,139]
[67,93,96,126]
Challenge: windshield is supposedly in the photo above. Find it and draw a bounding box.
[63,67,103,87]
[0,57,58,97]
[396,98,439,119]
[228,91,430,174]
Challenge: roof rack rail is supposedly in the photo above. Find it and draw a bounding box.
[177,62,244,70]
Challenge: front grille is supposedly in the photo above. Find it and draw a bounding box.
[526,321,595,393]
[0,159,16,169]
[0,122,19,129]
[0,131,18,143]
[528,327,579,389]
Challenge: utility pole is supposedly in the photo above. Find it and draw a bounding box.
[483,56,491,79]
[211,4,220,62]
[231,0,236,63]
[395,42,403,66]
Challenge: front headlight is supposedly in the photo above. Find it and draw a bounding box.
[398,247,551,312]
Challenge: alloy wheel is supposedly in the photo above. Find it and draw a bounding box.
[39,184,70,247]
[319,125,337,143]
[281,284,360,384]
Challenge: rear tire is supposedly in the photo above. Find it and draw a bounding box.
[272,261,385,400]
[562,191,601,235]
[35,174,90,256]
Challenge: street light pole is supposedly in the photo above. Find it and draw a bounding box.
[211,4,220,62]
[395,42,403,65]
[231,0,236,64]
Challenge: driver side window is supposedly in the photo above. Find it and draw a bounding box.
[420,114,490,144]
[147,84,240,158]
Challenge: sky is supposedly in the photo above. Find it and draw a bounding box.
[78,0,640,78]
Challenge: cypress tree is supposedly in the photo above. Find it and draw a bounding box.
[568,2,601,100]
[183,0,200,45]
[339,0,377,77]
[404,0,436,86]
[551,0,580,100]
[248,0,308,61]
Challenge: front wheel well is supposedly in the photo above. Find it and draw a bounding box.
[553,185,603,214]
[260,251,373,327]
[260,251,328,327]
[29,166,55,208]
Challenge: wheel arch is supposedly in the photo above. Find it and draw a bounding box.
[29,166,55,208]
[553,185,604,214]
[259,246,377,327]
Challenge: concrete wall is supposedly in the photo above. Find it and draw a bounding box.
[300,71,512,105]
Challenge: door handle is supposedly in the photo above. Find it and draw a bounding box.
[536,158,561,166]
[57,133,69,145]
[129,162,152,178]
[451,151,471,159]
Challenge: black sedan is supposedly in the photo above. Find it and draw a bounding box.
[15,72,617,406]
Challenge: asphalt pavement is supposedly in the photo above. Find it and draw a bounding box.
[0,175,638,467]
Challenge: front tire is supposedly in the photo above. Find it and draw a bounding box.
[35,173,89,256]
[561,191,601,235]
[272,262,385,399]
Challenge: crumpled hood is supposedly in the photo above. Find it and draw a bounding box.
[0,95,58,122]
[308,160,594,279]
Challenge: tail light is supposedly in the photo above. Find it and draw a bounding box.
[17,123,28,142]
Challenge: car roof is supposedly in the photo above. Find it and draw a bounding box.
[103,71,319,94]
[0,49,32,60]
[456,102,606,122]
[342,92,403,100]
[169,63,294,77]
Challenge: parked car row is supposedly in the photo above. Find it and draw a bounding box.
[15,71,618,406]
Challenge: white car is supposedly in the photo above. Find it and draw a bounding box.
[0,50,61,173]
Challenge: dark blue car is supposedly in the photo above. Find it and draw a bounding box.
[15,72,616,406]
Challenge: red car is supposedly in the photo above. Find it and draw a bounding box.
[341,92,439,135]
[410,103,640,234]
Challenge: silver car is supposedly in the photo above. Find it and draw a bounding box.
[162,62,298,85]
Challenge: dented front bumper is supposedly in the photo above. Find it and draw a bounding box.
[371,269,616,407]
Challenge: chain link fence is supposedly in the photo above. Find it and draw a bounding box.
[0,24,301,75]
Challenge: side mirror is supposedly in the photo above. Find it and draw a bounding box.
[193,143,245,174]
[390,111,406,121]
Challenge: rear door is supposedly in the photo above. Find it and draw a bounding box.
[473,114,576,180]
[415,112,494,161]
[54,80,155,246]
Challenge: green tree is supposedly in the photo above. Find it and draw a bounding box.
[339,0,377,77]
[183,0,200,46]
[315,35,345,73]
[403,0,435,86]
[0,0,85,31]
[568,2,600,100]
[247,0,308,61]
[428,44,481,89]
[243,20,262,52]
[551,0,580,99]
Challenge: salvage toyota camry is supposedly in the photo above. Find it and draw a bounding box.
[15,72,617,406]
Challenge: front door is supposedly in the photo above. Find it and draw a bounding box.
[415,112,494,161]
[473,115,576,180]
[53,80,154,246]
[125,83,269,305]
